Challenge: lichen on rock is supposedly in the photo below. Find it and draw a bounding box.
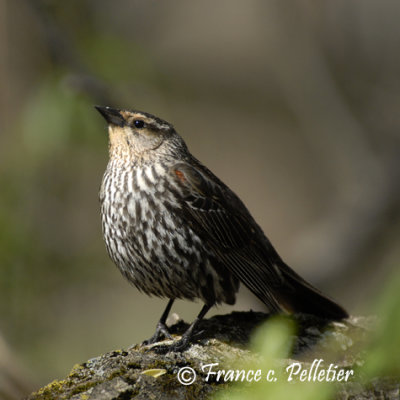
[26,312,392,400]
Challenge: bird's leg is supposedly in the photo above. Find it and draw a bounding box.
[152,303,212,353]
[142,299,175,345]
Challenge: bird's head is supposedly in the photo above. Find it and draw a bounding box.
[95,106,186,160]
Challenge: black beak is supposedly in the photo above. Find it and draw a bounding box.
[95,105,125,127]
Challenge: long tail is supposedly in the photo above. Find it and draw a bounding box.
[273,261,348,321]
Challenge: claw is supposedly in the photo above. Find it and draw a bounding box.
[142,322,172,346]
[151,337,191,354]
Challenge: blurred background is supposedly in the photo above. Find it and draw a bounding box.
[1,0,399,397]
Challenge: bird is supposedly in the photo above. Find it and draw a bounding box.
[95,105,348,352]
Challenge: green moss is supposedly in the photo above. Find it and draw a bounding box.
[69,382,97,396]
[107,366,128,380]
[67,363,86,379]
[31,379,68,400]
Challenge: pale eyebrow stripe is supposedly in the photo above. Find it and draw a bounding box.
[125,112,171,130]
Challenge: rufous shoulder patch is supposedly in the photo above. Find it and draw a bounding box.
[174,170,186,182]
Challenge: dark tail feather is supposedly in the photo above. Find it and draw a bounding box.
[274,261,349,321]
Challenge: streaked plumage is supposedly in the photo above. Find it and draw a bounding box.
[96,105,348,352]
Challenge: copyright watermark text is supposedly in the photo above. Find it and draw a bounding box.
[176,359,354,386]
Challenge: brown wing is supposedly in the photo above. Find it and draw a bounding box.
[170,160,285,312]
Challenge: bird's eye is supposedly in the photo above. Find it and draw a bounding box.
[133,120,145,129]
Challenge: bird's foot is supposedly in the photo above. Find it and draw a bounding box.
[150,335,191,354]
[142,322,173,346]
[149,327,205,354]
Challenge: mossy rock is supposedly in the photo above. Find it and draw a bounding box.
[27,312,394,400]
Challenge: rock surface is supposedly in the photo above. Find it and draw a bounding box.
[26,312,397,400]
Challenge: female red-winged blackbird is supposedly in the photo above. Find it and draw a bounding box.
[95,105,348,352]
